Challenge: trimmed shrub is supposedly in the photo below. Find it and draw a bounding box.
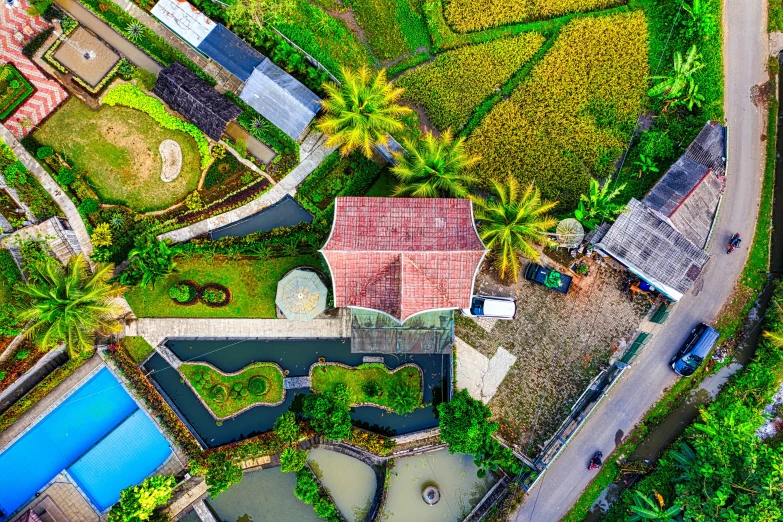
[78,198,99,215]
[36,146,53,159]
[248,376,269,396]
[57,167,76,185]
[209,385,227,402]
[362,380,380,398]
[168,283,195,303]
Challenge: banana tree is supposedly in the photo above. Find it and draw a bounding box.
[648,45,705,102]
[573,177,626,230]
[628,491,683,521]
[634,154,660,178]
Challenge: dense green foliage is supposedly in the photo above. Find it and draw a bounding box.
[17,255,125,356]
[280,447,308,472]
[202,451,244,498]
[396,33,545,130]
[0,138,60,220]
[351,0,430,60]
[108,475,176,522]
[273,411,300,445]
[303,383,352,440]
[120,236,182,289]
[102,84,211,168]
[294,468,341,521]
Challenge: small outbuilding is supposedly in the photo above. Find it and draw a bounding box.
[153,62,241,141]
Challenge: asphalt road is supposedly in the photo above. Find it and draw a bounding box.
[514,1,769,520]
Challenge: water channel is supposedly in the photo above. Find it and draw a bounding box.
[583,57,783,520]
[209,195,312,239]
[145,339,450,447]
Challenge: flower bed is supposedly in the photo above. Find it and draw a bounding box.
[179,361,285,419]
[199,283,231,307]
[0,64,34,120]
[102,84,212,169]
[0,342,46,394]
[168,281,199,305]
[310,362,424,414]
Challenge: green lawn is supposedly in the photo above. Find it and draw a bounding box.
[310,363,423,411]
[33,98,202,212]
[180,361,284,418]
[125,254,323,318]
[120,336,154,363]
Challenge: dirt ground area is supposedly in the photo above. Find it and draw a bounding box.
[455,257,653,456]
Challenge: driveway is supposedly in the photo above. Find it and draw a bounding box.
[514,0,769,520]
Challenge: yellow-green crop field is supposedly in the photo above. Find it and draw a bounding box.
[443,0,626,33]
[465,12,649,208]
[395,33,546,130]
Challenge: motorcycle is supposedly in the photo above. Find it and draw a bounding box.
[588,451,603,471]
[727,233,741,254]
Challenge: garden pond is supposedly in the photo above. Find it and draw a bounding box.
[145,339,450,447]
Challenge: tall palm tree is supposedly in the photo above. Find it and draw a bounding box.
[316,67,412,158]
[17,254,125,357]
[392,130,480,198]
[648,45,704,100]
[473,176,558,281]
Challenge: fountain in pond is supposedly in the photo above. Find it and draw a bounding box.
[422,485,441,505]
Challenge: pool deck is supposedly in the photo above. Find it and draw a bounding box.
[125,308,352,348]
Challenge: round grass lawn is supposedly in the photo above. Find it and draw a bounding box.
[180,361,285,419]
[33,97,202,212]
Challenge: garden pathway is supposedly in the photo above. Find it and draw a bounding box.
[514,0,770,519]
[125,308,351,348]
[158,132,333,243]
[0,0,68,138]
[0,124,93,258]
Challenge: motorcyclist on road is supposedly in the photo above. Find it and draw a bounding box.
[730,233,741,248]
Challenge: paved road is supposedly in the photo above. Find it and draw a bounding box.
[514,1,769,520]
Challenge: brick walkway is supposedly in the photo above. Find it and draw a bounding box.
[0,0,68,138]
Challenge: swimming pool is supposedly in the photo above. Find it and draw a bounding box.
[0,367,173,519]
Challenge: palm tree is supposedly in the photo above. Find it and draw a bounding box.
[17,254,125,357]
[648,45,704,101]
[473,176,558,281]
[392,130,480,198]
[316,67,412,158]
[574,177,627,229]
[628,491,683,521]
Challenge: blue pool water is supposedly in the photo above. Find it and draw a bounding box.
[0,367,172,519]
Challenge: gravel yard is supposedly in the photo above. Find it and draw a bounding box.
[455,257,653,455]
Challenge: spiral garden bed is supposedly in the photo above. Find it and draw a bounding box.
[168,280,200,306]
[199,283,232,308]
[179,361,285,419]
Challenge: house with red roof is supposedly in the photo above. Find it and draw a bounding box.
[320,197,488,323]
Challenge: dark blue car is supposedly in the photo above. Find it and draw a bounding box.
[670,323,719,377]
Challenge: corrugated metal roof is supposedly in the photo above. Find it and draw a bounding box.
[151,0,215,48]
[197,24,264,81]
[239,58,322,140]
[596,199,710,299]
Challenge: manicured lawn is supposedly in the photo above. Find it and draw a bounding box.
[33,98,202,212]
[180,361,284,418]
[125,255,323,318]
[120,336,154,363]
[310,363,423,411]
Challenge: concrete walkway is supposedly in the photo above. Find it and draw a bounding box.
[125,309,351,348]
[0,124,93,258]
[514,0,769,519]
[158,133,333,243]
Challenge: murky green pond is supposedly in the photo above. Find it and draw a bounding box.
[381,449,494,522]
[308,448,378,522]
[207,467,320,522]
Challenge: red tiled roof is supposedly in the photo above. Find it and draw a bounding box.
[321,198,487,321]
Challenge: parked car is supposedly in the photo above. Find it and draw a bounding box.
[461,296,517,319]
[670,323,719,377]
[524,263,573,294]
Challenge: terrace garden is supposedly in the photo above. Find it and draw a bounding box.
[0,64,34,120]
[32,97,203,212]
[310,362,423,414]
[179,361,285,418]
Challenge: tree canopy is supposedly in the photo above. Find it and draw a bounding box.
[108,475,176,522]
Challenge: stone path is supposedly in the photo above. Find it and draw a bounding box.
[125,309,351,348]
[283,376,311,389]
[0,0,68,138]
[158,132,333,243]
[455,337,516,404]
[7,476,100,522]
[0,124,94,257]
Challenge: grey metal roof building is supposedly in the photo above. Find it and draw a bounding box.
[154,62,242,141]
[642,121,726,249]
[240,58,322,140]
[198,24,264,81]
[595,199,710,301]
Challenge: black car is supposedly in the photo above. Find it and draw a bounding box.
[669,323,719,377]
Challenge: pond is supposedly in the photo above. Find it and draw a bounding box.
[209,195,312,239]
[145,338,450,447]
[381,449,494,522]
[308,448,378,522]
[206,467,319,522]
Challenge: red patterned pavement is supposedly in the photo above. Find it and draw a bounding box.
[1,0,67,138]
